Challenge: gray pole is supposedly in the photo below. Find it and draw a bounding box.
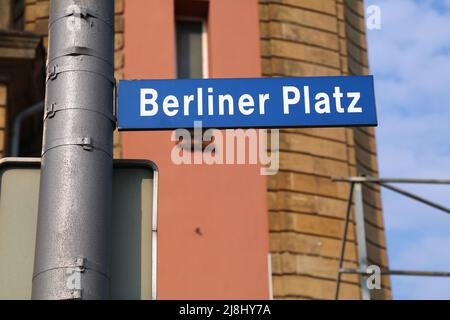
[32,0,115,300]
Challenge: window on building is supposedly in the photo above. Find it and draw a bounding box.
[176,18,210,151]
[12,0,25,30]
[176,19,208,79]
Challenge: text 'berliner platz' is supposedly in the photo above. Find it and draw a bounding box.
[117,76,377,130]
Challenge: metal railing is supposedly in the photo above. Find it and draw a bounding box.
[332,176,450,300]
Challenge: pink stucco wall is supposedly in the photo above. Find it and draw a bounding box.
[122,0,269,299]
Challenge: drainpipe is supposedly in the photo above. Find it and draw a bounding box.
[32,0,115,300]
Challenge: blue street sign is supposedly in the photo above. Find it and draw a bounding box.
[117,76,377,130]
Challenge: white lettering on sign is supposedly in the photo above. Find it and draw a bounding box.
[139,86,363,117]
[163,95,179,117]
[333,87,345,113]
[283,86,301,114]
[347,92,362,113]
[238,94,255,116]
[282,86,362,115]
[140,88,158,116]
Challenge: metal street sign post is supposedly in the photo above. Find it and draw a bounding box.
[117,75,377,130]
[33,0,115,300]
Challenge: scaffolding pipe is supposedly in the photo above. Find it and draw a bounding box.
[334,183,354,300]
[332,176,450,185]
[340,269,450,277]
[353,182,371,300]
[333,176,450,300]
[32,0,115,299]
[380,183,450,215]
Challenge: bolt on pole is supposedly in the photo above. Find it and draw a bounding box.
[32,0,115,300]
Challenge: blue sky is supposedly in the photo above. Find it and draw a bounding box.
[366,0,450,299]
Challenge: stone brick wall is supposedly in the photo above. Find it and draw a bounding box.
[24,0,123,158]
[260,0,391,299]
[113,0,123,158]
[0,0,12,30]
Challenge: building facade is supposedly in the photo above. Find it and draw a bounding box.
[0,0,390,299]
